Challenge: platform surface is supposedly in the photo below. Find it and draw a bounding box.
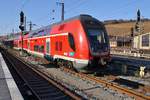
[0,53,23,100]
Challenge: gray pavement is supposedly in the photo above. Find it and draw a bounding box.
[0,62,11,100]
[0,53,23,100]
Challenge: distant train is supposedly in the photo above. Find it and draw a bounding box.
[12,15,110,72]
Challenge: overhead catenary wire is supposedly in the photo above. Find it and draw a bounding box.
[29,0,137,25]
[36,0,85,22]
[65,0,140,20]
[13,0,146,33]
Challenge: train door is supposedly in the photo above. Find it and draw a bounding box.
[46,38,50,55]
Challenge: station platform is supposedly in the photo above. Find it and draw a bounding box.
[0,53,23,100]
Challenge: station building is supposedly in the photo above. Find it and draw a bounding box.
[133,32,150,50]
[105,20,150,50]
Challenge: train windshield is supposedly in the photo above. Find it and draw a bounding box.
[87,28,108,53]
[88,29,106,44]
[81,18,109,55]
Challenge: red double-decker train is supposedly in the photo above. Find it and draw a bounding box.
[13,15,110,72]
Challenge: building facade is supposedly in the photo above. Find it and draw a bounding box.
[133,32,150,50]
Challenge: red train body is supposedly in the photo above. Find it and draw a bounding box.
[14,15,110,72]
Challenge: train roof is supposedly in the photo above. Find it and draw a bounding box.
[28,14,100,38]
[28,25,51,38]
[51,14,94,25]
[2,14,100,40]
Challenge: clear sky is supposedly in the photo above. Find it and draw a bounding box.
[0,0,149,35]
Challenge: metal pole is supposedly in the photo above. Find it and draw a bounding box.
[61,2,64,21]
[12,28,14,40]
[138,21,141,51]
[24,16,26,31]
[29,21,32,31]
[57,1,64,21]
[21,31,23,54]
[19,11,24,55]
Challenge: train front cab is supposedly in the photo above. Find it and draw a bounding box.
[81,16,111,68]
[71,15,111,72]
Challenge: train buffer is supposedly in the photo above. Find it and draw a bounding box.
[0,53,23,100]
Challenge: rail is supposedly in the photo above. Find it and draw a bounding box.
[62,68,150,100]
[1,48,82,100]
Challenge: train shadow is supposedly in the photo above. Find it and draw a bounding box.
[40,62,58,69]
[88,64,139,77]
[112,78,144,89]
[89,65,146,89]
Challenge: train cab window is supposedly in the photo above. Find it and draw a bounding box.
[68,33,75,51]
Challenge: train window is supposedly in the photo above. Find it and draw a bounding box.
[46,42,50,53]
[55,42,58,51]
[68,33,75,51]
[42,46,44,52]
[59,42,62,51]
[39,45,44,52]
[34,45,36,51]
[34,45,38,51]
[55,41,62,51]
[34,40,37,43]
[28,42,30,49]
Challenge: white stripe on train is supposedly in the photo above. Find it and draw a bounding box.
[22,32,68,40]
[14,47,88,64]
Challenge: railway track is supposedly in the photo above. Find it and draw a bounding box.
[1,48,82,100]
[1,47,150,99]
[112,55,150,68]
[62,68,150,100]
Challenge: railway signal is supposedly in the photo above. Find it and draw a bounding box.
[19,11,25,55]
[22,31,27,35]
[130,27,134,37]
[19,25,24,31]
[20,11,24,24]
[19,11,25,31]
[137,9,141,22]
[135,24,140,32]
